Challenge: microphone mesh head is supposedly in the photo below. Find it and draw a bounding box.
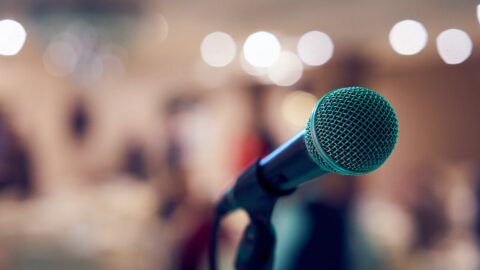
[304,86,398,175]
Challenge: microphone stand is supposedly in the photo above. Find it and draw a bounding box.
[234,196,277,270]
[210,160,296,270]
[232,161,295,270]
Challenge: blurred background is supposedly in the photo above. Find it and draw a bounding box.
[0,0,480,269]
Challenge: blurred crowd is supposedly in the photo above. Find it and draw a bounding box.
[0,78,480,270]
[1,1,480,270]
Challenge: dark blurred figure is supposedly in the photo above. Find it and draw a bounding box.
[342,52,371,87]
[0,112,34,199]
[122,140,148,180]
[473,167,480,245]
[159,97,190,221]
[292,175,357,270]
[407,164,448,251]
[158,96,212,270]
[177,207,214,270]
[176,84,277,270]
[393,163,448,256]
[69,97,90,142]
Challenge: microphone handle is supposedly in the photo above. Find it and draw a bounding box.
[219,160,294,216]
[259,130,328,191]
[219,131,327,215]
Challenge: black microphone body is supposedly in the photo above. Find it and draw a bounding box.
[259,130,327,191]
[220,130,326,215]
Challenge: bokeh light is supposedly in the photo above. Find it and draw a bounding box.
[436,29,472,65]
[477,4,480,25]
[157,14,169,42]
[43,33,81,76]
[99,45,127,79]
[0,19,27,56]
[297,31,334,66]
[268,51,303,87]
[243,31,281,68]
[201,31,236,67]
[240,52,268,77]
[281,90,317,127]
[389,20,428,56]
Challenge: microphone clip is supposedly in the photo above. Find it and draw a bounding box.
[223,160,296,216]
[232,160,295,270]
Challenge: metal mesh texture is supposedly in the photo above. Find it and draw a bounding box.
[304,86,398,175]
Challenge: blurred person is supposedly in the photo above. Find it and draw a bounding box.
[174,84,278,270]
[122,139,149,180]
[0,111,34,199]
[434,161,480,270]
[385,161,480,270]
[366,162,449,270]
[286,175,361,270]
[233,83,275,173]
[342,52,371,87]
[336,163,451,270]
[351,196,408,270]
[155,95,217,270]
[69,96,91,143]
[158,97,191,221]
[474,166,480,244]
[404,163,449,251]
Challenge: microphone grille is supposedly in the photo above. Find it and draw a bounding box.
[304,86,398,175]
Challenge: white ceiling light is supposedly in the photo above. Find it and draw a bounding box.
[243,31,281,68]
[201,31,236,67]
[389,20,428,55]
[436,29,472,65]
[0,19,27,56]
[268,51,303,87]
[297,31,334,66]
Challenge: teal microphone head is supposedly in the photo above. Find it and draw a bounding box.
[304,86,398,175]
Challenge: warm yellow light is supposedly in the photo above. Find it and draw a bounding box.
[281,90,317,127]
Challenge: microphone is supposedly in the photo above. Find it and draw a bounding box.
[218,86,398,215]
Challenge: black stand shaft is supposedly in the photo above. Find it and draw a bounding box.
[210,160,296,270]
[235,198,277,270]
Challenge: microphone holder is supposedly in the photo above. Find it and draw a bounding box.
[233,161,295,270]
[235,199,276,270]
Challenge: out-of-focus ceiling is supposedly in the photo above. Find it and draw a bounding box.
[6,0,480,47]
[162,0,479,36]
[2,0,479,84]
[156,0,479,49]
[136,0,480,79]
